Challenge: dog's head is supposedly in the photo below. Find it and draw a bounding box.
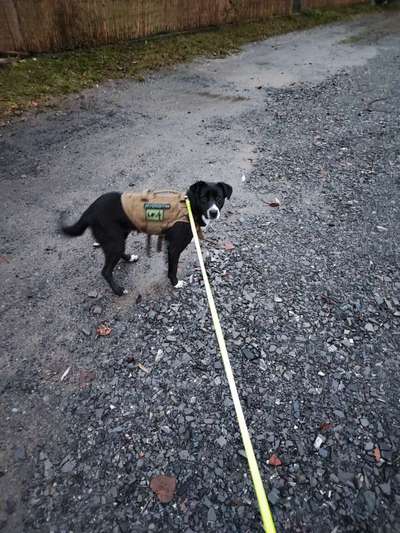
[187,181,233,226]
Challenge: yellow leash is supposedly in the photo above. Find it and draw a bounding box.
[185,198,277,533]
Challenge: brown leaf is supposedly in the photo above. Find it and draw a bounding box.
[96,324,112,336]
[268,453,282,467]
[150,475,176,503]
[268,198,281,208]
[179,498,188,512]
[320,422,333,432]
[0,255,10,264]
[373,447,382,462]
[223,241,235,251]
[79,369,96,388]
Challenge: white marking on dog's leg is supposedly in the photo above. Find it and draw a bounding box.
[93,242,100,248]
[174,280,186,289]
[129,254,139,263]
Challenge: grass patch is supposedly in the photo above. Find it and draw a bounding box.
[0,3,395,119]
[340,33,367,44]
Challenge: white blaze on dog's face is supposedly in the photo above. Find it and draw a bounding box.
[204,203,220,225]
[188,181,233,226]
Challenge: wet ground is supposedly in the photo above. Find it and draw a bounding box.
[0,10,399,532]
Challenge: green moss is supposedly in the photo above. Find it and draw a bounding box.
[0,3,395,118]
[340,32,366,44]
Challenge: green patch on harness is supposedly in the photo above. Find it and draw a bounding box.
[144,203,171,222]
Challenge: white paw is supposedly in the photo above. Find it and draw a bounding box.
[174,280,186,289]
[123,289,129,295]
[93,242,100,248]
[129,254,139,263]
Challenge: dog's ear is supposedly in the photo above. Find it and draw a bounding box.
[217,182,233,200]
[189,181,207,196]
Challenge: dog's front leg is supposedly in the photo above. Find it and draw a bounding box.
[166,224,193,288]
[167,245,181,287]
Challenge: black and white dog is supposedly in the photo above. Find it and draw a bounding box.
[61,181,232,295]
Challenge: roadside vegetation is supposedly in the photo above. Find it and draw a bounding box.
[0,4,397,119]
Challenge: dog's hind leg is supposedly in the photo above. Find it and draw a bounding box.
[101,243,127,296]
[92,226,128,296]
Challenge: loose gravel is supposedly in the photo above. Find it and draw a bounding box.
[1,18,399,533]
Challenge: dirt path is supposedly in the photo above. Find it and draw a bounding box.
[1,11,399,532]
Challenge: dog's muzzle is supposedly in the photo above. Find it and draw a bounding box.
[207,204,220,220]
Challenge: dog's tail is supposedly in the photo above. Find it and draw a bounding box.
[60,210,90,237]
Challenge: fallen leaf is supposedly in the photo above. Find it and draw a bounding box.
[320,422,333,432]
[373,447,382,462]
[268,453,282,467]
[31,101,39,107]
[0,255,10,264]
[150,475,176,503]
[179,498,188,512]
[137,363,150,374]
[79,369,96,388]
[268,198,281,208]
[139,451,145,458]
[223,241,235,251]
[96,324,112,336]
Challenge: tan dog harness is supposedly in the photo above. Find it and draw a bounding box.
[121,190,203,238]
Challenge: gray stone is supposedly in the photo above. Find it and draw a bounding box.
[319,448,329,458]
[216,436,227,447]
[61,460,76,474]
[14,446,26,461]
[379,482,391,496]
[179,450,189,461]
[243,348,257,361]
[5,498,16,515]
[314,434,325,450]
[207,507,217,522]
[364,490,376,513]
[44,459,53,479]
[268,488,280,505]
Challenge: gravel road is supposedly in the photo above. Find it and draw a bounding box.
[0,11,399,533]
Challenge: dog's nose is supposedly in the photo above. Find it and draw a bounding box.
[209,209,219,219]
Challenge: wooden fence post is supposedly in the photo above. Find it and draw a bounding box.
[0,0,25,52]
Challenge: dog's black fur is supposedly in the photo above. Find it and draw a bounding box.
[61,181,232,295]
